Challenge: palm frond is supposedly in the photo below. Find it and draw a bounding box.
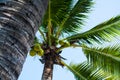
[41,0,93,37]
[65,15,120,45]
[41,0,72,33]
[66,61,116,80]
[56,0,93,37]
[82,44,120,77]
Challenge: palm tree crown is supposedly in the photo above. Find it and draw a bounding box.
[30,0,120,79]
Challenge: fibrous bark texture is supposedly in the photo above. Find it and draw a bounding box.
[0,0,48,80]
[41,52,54,80]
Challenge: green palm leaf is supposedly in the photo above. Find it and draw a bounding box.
[41,0,93,36]
[66,61,115,80]
[82,44,120,77]
[41,0,72,33]
[65,15,120,45]
[56,0,93,37]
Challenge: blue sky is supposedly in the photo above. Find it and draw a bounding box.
[18,0,120,80]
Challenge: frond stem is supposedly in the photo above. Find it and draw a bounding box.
[38,28,47,42]
[48,0,52,46]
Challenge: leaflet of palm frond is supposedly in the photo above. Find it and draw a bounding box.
[67,61,115,80]
[82,45,120,77]
[66,15,120,45]
[41,0,93,36]
[41,0,72,32]
[58,0,93,35]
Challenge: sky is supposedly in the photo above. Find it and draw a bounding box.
[18,0,120,80]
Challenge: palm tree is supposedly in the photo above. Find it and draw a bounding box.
[30,0,120,80]
[0,0,48,80]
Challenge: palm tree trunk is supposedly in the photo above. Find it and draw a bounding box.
[0,0,48,80]
[42,54,54,80]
